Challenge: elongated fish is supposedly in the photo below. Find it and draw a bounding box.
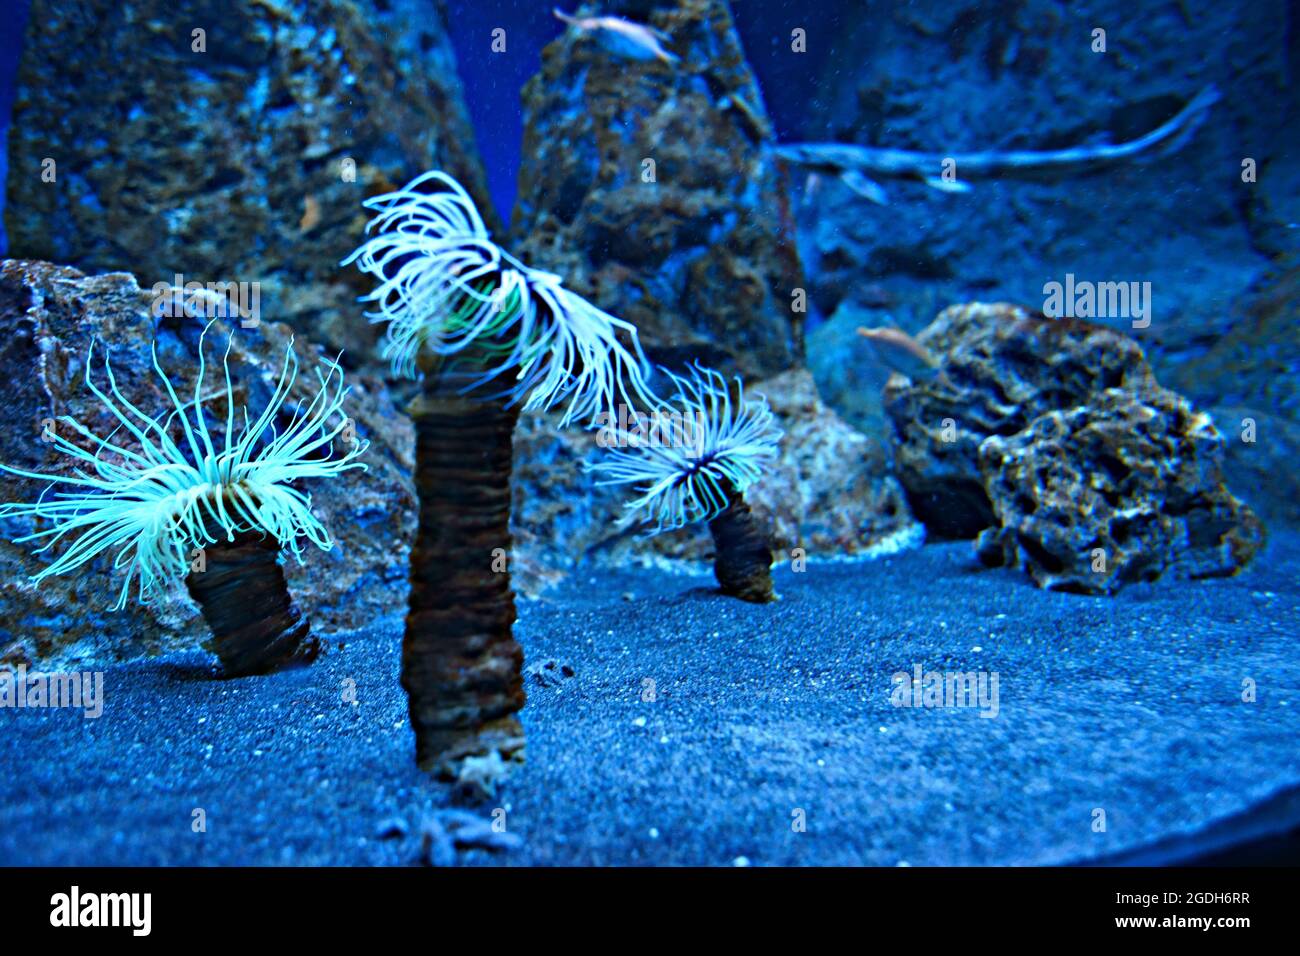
[779,86,1219,203]
[553,8,679,64]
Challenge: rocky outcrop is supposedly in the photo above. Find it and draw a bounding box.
[3,0,492,366]
[975,387,1264,594]
[511,368,920,593]
[511,0,803,379]
[884,302,1154,537]
[883,301,1262,592]
[0,260,415,667]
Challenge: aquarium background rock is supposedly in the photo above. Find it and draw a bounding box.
[2,0,494,368]
[1167,258,1300,527]
[795,1,1297,484]
[0,260,416,667]
[511,0,804,379]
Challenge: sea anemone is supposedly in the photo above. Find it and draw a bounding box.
[342,169,654,424]
[0,326,368,676]
[588,363,783,603]
[345,170,655,781]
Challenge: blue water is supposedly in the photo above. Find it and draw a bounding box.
[0,0,32,254]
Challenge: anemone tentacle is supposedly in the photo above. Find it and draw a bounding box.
[586,363,783,533]
[0,325,369,610]
[342,170,655,427]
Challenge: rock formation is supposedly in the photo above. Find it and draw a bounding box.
[3,0,492,366]
[883,302,1262,592]
[976,386,1264,593]
[512,0,804,379]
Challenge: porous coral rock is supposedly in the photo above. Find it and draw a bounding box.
[975,386,1264,593]
[883,302,1158,537]
[882,301,1262,592]
[0,260,414,666]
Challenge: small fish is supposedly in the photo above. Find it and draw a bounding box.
[802,172,821,207]
[299,194,321,232]
[553,8,679,64]
[856,326,946,382]
[716,92,771,142]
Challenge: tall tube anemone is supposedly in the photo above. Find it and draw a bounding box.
[344,170,653,780]
[0,327,368,677]
[588,364,783,603]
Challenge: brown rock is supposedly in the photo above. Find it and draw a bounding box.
[511,0,804,379]
[3,0,493,367]
[880,300,1262,592]
[975,386,1264,593]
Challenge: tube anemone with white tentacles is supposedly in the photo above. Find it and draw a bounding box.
[0,327,369,677]
[345,169,657,783]
[588,363,783,603]
[342,169,655,423]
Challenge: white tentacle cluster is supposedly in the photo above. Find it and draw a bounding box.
[587,364,782,533]
[0,327,369,610]
[343,170,654,427]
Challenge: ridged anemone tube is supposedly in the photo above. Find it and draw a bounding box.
[344,170,654,779]
[588,364,783,603]
[0,329,368,677]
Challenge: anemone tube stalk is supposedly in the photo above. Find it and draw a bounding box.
[0,329,368,677]
[344,170,654,778]
[587,364,783,603]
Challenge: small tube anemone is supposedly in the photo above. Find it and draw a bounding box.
[0,326,368,676]
[342,169,654,425]
[588,364,783,603]
[345,169,663,782]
